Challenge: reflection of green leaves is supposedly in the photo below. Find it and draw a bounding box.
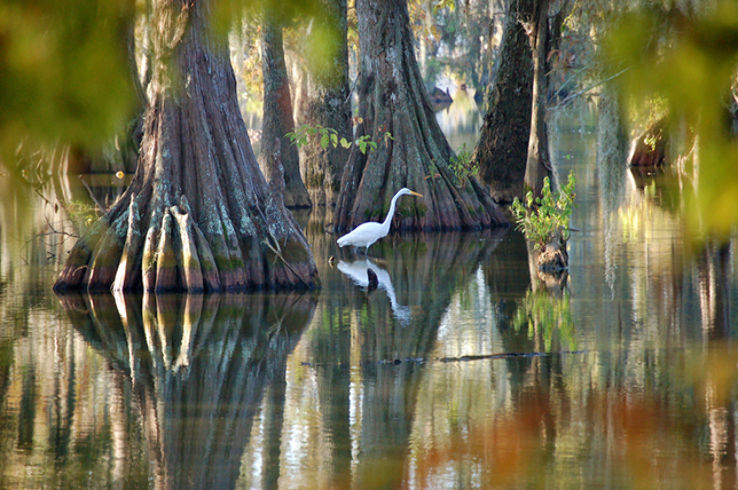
[514,289,575,352]
[602,2,738,240]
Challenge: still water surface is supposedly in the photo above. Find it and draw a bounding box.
[0,100,737,488]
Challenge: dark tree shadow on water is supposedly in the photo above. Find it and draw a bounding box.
[57,291,316,490]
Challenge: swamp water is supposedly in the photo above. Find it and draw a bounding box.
[0,100,737,488]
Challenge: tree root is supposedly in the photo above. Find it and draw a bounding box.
[55,194,316,293]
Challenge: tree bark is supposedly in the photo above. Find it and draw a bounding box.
[297,0,352,208]
[473,0,535,205]
[261,12,312,208]
[524,0,554,197]
[335,0,506,232]
[55,0,318,293]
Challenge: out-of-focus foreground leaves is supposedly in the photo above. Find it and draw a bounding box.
[0,0,338,173]
[0,0,135,160]
[603,1,738,241]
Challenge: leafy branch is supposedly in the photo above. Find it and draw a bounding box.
[448,143,479,189]
[286,124,391,155]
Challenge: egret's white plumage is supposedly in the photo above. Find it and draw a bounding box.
[337,187,423,254]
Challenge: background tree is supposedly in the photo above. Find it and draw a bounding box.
[296,0,352,208]
[335,0,506,232]
[55,0,318,293]
[473,0,535,204]
[523,0,554,196]
[418,0,503,91]
[261,9,312,208]
[474,0,571,203]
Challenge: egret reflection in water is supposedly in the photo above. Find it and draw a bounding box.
[337,258,411,325]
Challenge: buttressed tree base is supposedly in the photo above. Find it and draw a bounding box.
[335,0,506,232]
[55,0,317,293]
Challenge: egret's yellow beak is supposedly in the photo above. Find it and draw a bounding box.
[409,190,424,198]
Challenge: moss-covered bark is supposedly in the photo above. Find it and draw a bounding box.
[54,0,318,293]
[334,0,506,232]
[473,1,534,205]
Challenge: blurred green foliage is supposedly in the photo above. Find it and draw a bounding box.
[0,0,134,161]
[214,0,342,88]
[0,0,340,175]
[603,1,738,240]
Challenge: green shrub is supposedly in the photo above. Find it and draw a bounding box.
[511,172,575,250]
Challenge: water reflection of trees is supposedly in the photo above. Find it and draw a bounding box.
[283,229,500,488]
[59,291,315,489]
[358,232,499,487]
[696,241,736,489]
[408,234,738,487]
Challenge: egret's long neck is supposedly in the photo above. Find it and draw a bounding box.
[382,193,402,229]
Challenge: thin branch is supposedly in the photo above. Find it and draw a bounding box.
[78,175,106,212]
[549,66,630,109]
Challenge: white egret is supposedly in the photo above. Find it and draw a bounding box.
[336,187,423,254]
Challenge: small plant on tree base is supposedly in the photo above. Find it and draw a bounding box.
[511,172,575,252]
[448,144,479,189]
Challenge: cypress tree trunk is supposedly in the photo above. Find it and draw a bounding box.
[335,0,505,232]
[261,12,311,208]
[473,0,534,205]
[524,0,554,196]
[297,0,352,207]
[55,0,318,293]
